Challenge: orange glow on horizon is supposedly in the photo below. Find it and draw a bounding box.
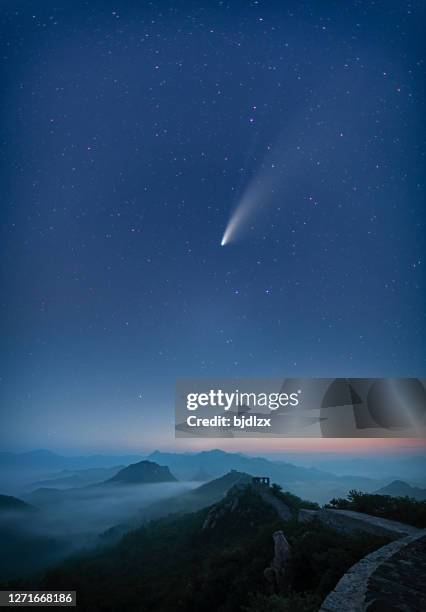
[167,437,426,455]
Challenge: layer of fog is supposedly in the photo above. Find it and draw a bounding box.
[0,481,198,580]
[27,482,198,541]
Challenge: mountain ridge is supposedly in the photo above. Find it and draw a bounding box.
[107,460,177,484]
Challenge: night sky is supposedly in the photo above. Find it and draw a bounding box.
[1,1,424,451]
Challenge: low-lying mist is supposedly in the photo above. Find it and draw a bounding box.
[28,482,197,539]
[0,481,197,580]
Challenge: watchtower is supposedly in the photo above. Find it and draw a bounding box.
[252,476,270,487]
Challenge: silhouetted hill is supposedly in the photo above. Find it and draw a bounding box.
[0,494,34,513]
[376,480,426,501]
[139,470,252,522]
[107,460,177,484]
[192,470,251,497]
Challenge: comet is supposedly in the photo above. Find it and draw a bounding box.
[221,187,261,246]
[221,142,285,246]
[220,202,251,246]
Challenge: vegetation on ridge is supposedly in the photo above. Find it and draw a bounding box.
[327,489,426,528]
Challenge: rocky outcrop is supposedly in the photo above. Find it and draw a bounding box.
[320,530,426,612]
[264,530,292,593]
[202,492,241,530]
[298,508,419,540]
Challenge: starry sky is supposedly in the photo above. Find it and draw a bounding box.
[1,0,425,452]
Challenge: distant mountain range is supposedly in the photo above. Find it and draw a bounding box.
[147,449,332,483]
[2,448,329,484]
[2,448,425,485]
[0,450,144,471]
[108,461,177,484]
[291,455,426,481]
[376,480,426,501]
[0,448,393,504]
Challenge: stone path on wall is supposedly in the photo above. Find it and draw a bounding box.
[255,487,292,521]
[365,532,426,611]
[319,531,426,612]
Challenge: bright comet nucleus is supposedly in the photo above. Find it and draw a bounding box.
[220,188,261,246]
[221,139,287,246]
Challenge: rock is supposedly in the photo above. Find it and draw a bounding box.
[202,494,240,530]
[264,530,291,592]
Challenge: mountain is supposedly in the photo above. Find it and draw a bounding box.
[0,494,34,513]
[101,470,254,543]
[192,470,251,499]
[40,485,282,610]
[376,480,426,501]
[141,470,252,522]
[0,494,68,580]
[147,449,333,483]
[107,460,177,484]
